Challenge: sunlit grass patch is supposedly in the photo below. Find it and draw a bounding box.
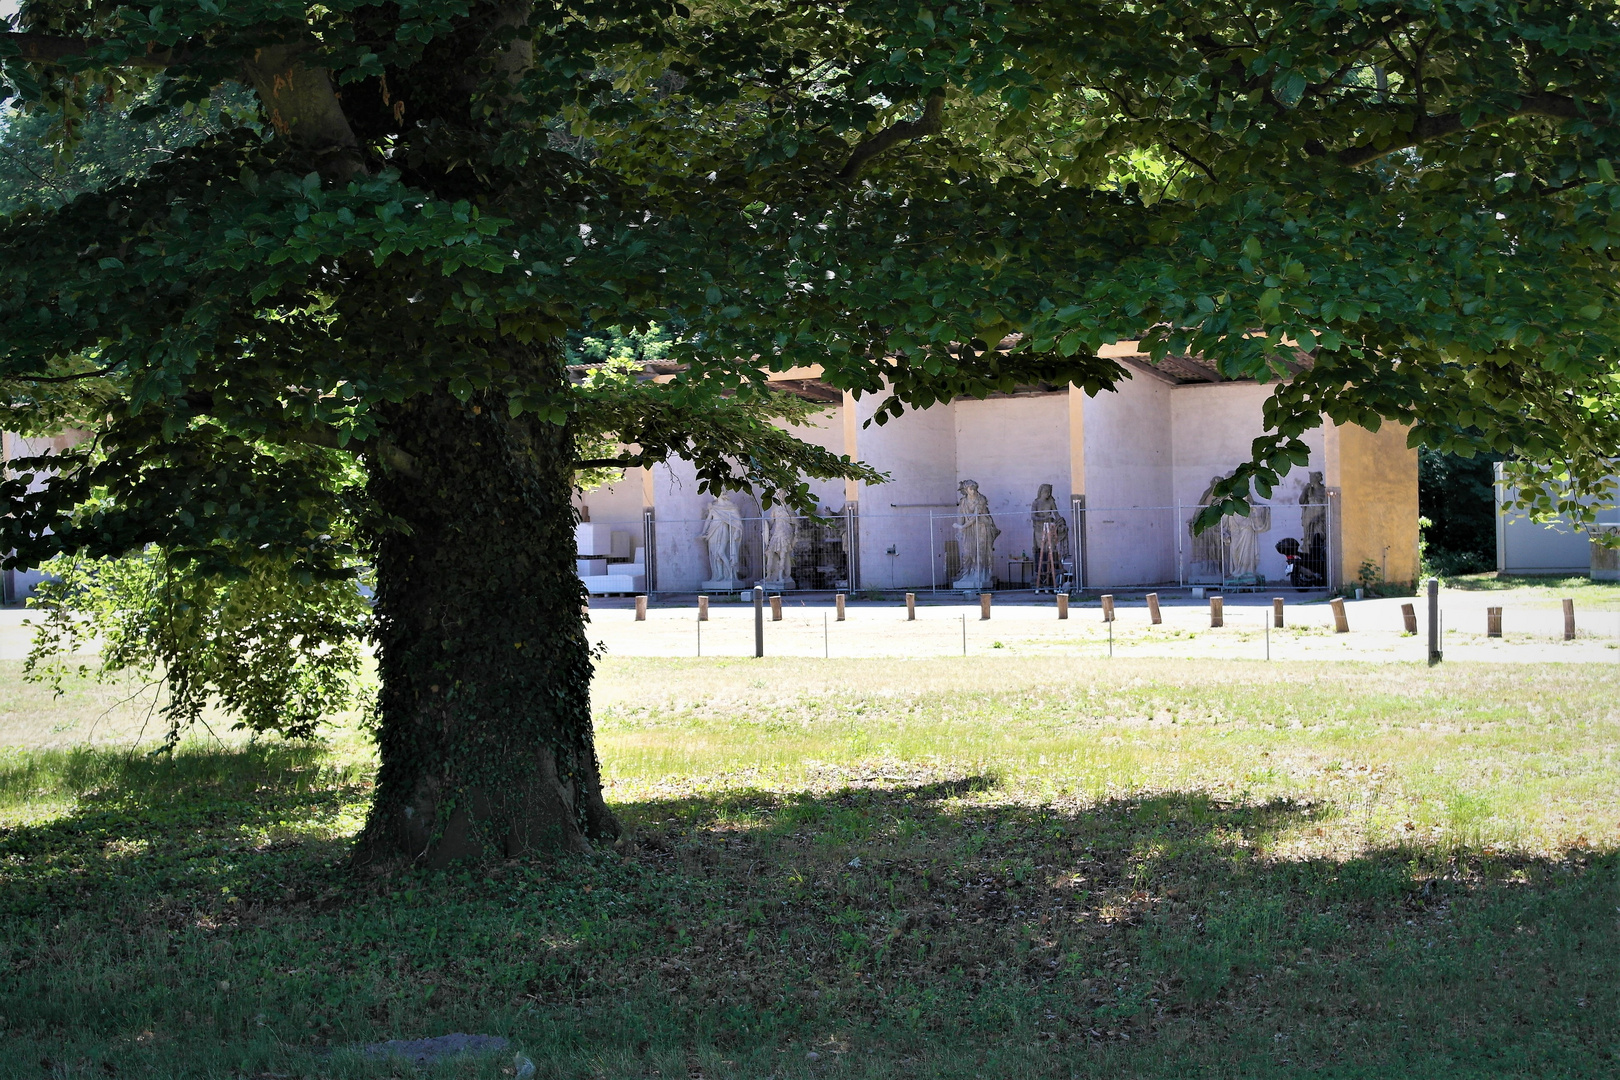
[0,656,1615,1078]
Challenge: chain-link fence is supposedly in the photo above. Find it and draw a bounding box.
[579,501,1334,595]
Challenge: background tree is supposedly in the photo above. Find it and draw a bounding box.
[4,1,1619,864]
[1419,447,1503,576]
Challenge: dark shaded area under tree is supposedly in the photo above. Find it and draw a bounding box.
[1,743,1613,1079]
[1420,448,1503,576]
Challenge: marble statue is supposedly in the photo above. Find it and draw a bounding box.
[1299,470,1327,558]
[1222,502,1272,584]
[700,495,747,590]
[1030,483,1069,551]
[952,479,1000,590]
[1189,475,1226,572]
[760,503,797,590]
[1030,483,1068,587]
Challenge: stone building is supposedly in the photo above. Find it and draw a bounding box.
[575,342,1420,595]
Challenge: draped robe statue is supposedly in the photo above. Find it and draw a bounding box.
[761,503,797,588]
[700,496,746,588]
[952,479,1000,590]
[1222,504,1272,583]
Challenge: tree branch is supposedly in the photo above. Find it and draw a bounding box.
[836,91,945,181]
[575,455,649,470]
[0,31,190,68]
[289,425,419,478]
[1,32,367,182]
[1336,92,1594,167]
[5,360,123,384]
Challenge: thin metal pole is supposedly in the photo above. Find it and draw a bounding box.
[1108,617,1113,657]
[961,613,967,656]
[824,612,829,658]
[1426,576,1441,664]
[697,615,702,657]
[754,585,764,658]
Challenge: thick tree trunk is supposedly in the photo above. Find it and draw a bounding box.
[355,357,618,866]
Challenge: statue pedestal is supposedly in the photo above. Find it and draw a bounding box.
[758,578,795,593]
[701,578,749,592]
[953,572,993,592]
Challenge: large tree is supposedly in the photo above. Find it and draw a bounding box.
[3,1,1618,863]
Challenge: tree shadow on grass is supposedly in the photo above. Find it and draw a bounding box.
[0,756,1614,1079]
[0,742,365,916]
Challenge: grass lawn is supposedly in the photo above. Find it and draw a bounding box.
[1,656,1616,1078]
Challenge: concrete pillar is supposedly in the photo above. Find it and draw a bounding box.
[1324,419,1420,591]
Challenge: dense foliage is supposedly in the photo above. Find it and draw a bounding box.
[25,546,372,744]
[1419,447,1502,575]
[3,0,1619,858]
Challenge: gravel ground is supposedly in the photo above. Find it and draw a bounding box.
[582,587,1620,663]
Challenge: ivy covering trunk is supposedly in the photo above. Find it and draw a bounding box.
[361,370,618,865]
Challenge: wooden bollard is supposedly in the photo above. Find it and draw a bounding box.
[1486,606,1502,638]
[1331,597,1349,633]
[635,595,648,621]
[1401,602,1417,634]
[906,592,916,621]
[836,593,846,621]
[1146,592,1162,625]
[1100,594,1115,622]
[1056,594,1069,619]
[1209,596,1223,627]
[979,593,992,620]
[1272,597,1285,628]
[770,595,783,621]
[698,595,709,621]
[1563,598,1576,640]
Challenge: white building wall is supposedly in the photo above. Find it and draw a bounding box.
[1083,375,1176,585]
[1170,382,1328,587]
[1495,465,1603,574]
[577,468,644,528]
[953,395,1071,581]
[852,393,957,590]
[776,404,848,512]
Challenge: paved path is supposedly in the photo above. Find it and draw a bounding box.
[6,585,1616,665]
[583,589,1620,664]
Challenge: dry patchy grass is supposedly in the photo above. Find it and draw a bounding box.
[0,656,1615,1079]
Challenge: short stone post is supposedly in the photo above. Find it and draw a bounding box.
[770,594,783,621]
[1331,597,1349,633]
[1146,592,1162,625]
[1272,597,1285,628]
[635,595,648,621]
[835,593,846,621]
[753,586,764,657]
[1401,602,1417,635]
[1056,594,1069,619]
[1209,596,1223,627]
[980,593,992,620]
[698,595,709,622]
[1563,598,1576,641]
[1100,594,1115,623]
[905,592,916,621]
[1486,606,1502,638]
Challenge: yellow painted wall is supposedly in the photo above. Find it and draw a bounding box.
[1327,421,1420,588]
